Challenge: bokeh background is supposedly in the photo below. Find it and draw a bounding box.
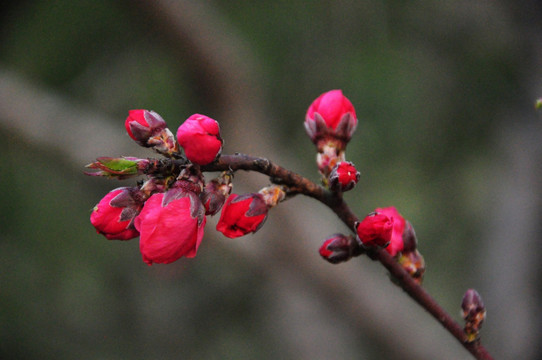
[1,1,542,359]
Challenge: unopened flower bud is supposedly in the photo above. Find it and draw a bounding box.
[90,187,143,240]
[200,172,233,216]
[375,207,406,257]
[461,289,486,343]
[319,234,358,264]
[305,89,358,150]
[356,212,394,248]
[134,187,206,265]
[125,110,167,146]
[216,193,268,238]
[328,161,360,192]
[177,114,223,165]
[125,109,179,157]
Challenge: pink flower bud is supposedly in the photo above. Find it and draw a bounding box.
[319,234,357,264]
[176,114,223,165]
[90,187,141,240]
[216,193,268,238]
[305,90,358,146]
[125,110,167,146]
[328,161,360,192]
[355,212,393,248]
[134,189,206,265]
[375,206,406,257]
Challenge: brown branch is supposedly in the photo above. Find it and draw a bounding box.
[197,153,494,360]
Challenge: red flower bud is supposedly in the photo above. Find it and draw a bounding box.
[375,207,406,257]
[319,234,357,264]
[125,109,167,146]
[216,193,268,238]
[177,114,223,165]
[134,189,206,265]
[356,212,393,248]
[328,161,360,192]
[304,89,358,147]
[90,187,141,240]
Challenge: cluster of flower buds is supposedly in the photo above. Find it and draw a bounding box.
[354,207,425,282]
[304,92,423,278]
[305,90,360,191]
[461,289,486,343]
[319,205,425,282]
[90,93,421,283]
[88,110,285,265]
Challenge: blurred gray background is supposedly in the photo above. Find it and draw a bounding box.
[1,1,541,359]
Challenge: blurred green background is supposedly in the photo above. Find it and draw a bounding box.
[1,1,541,359]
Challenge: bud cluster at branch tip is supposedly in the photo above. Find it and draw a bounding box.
[89,109,292,264]
[461,289,486,343]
